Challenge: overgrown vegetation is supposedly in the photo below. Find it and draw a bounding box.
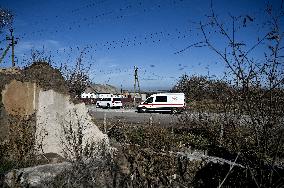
[92,117,206,187]
[24,48,91,99]
[0,61,67,174]
[60,48,91,99]
[91,113,272,187]
[173,74,231,112]
[43,110,113,187]
[0,115,40,178]
[1,1,284,187]
[172,2,284,187]
[173,75,230,102]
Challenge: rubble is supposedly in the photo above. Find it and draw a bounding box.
[0,62,109,159]
[4,162,72,187]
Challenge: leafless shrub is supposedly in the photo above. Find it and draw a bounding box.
[92,117,214,187]
[60,48,91,99]
[176,2,284,187]
[115,144,205,188]
[30,48,53,65]
[26,47,91,100]
[0,114,42,176]
[47,110,115,187]
[60,110,104,161]
[7,116,37,165]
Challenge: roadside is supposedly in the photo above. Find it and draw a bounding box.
[88,105,180,127]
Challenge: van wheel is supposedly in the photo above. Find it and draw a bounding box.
[140,107,147,113]
[171,108,178,114]
[107,104,110,108]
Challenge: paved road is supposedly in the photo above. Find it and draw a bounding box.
[88,106,180,127]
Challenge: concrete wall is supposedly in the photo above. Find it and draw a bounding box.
[1,79,108,158]
[1,80,39,142]
[36,90,108,157]
[2,80,39,117]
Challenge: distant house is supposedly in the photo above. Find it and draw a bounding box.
[97,93,124,98]
[81,84,149,102]
[81,86,97,99]
[81,84,123,99]
[81,92,97,99]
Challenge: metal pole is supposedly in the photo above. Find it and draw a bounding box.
[103,113,107,133]
[133,66,137,105]
[11,31,15,67]
[137,75,141,98]
[6,29,17,67]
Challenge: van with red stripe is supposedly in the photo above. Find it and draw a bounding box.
[137,93,185,113]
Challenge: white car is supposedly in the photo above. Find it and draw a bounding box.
[96,97,123,108]
[137,93,185,113]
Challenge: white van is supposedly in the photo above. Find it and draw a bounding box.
[96,95,123,108]
[137,93,186,113]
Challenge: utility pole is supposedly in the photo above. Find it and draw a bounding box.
[6,29,18,67]
[133,66,141,104]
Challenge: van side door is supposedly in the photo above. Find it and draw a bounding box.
[155,96,167,109]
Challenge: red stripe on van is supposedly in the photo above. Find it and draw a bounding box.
[142,104,184,106]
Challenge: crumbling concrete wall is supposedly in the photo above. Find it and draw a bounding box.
[2,80,39,117]
[0,63,108,159]
[0,70,22,142]
[36,89,108,156]
[0,100,8,142]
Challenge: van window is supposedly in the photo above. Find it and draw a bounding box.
[155,96,167,102]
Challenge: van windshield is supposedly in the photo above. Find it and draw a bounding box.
[144,97,153,104]
[100,98,111,101]
[113,98,121,101]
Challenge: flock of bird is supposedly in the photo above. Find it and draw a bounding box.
[1,0,201,85]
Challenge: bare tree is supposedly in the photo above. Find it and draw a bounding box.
[61,47,91,99]
[176,2,284,187]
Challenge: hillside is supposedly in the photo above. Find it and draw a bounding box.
[89,83,120,94]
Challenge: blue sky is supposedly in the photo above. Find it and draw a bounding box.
[0,0,283,90]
